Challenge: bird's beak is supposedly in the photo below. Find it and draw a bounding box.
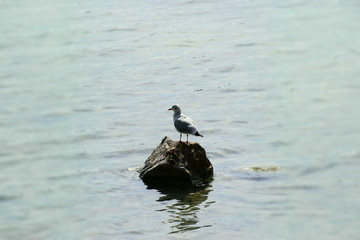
[168,108,173,111]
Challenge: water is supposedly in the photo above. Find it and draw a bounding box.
[1,0,360,239]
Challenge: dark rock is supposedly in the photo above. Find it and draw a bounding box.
[139,136,213,188]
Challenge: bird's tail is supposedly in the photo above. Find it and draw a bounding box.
[195,131,203,137]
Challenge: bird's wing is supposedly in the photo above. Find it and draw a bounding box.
[175,115,197,134]
[180,114,195,125]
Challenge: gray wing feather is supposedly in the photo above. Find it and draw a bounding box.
[174,115,198,134]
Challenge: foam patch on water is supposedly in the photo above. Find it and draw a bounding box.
[245,166,282,172]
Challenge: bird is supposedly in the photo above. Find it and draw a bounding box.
[168,104,203,143]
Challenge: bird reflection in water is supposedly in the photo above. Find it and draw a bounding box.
[153,185,215,234]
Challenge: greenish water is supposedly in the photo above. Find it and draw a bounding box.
[1,0,359,239]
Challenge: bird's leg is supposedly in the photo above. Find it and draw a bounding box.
[179,133,182,142]
[186,134,189,143]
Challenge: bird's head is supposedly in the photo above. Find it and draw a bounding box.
[168,104,181,114]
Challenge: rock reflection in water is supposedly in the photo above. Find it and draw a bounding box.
[154,186,215,234]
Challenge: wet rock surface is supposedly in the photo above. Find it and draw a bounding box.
[139,136,213,188]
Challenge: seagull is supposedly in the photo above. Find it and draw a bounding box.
[168,104,203,143]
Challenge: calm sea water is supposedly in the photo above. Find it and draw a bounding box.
[1,0,360,239]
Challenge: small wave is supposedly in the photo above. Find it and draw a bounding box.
[0,195,19,202]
